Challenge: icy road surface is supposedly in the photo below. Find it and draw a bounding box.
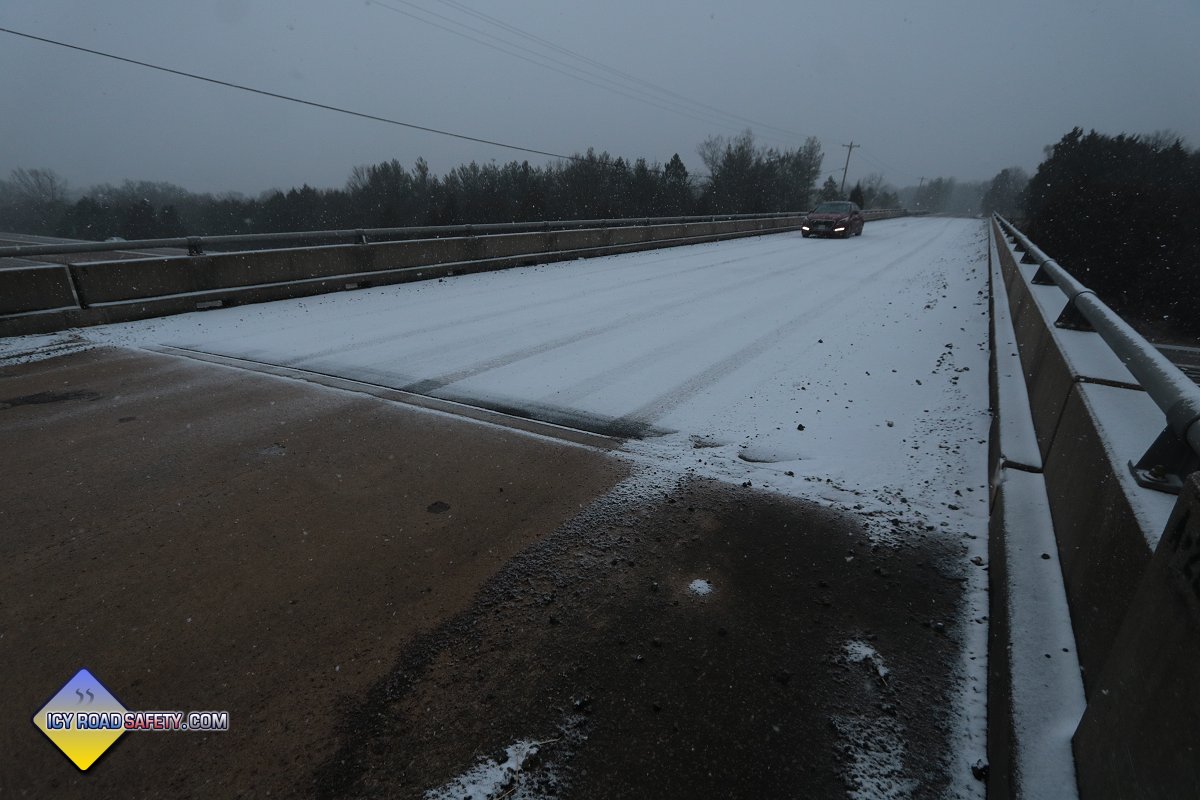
[10,216,994,796]
[74,216,992,533]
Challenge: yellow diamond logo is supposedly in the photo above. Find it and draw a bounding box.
[32,669,127,770]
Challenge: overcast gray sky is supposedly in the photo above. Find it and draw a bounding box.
[2,0,1198,196]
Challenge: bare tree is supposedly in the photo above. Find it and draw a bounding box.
[1144,129,1186,152]
[9,168,67,204]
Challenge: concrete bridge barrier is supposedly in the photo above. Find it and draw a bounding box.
[991,219,1178,679]
[0,265,78,314]
[988,216,1199,798]
[2,212,870,336]
[1072,473,1200,797]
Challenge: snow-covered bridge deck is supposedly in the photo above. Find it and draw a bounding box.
[2,217,993,798]
[75,216,992,517]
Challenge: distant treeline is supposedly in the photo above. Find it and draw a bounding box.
[1,132,917,240]
[1012,128,1200,340]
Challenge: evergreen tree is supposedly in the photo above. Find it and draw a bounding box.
[2,129,834,239]
[849,182,865,208]
[157,205,186,237]
[120,199,157,239]
[697,131,823,213]
[661,154,693,216]
[819,176,841,201]
[1025,127,1200,337]
[981,167,1028,218]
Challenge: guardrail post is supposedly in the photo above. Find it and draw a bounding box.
[1031,264,1056,285]
[187,237,204,256]
[1129,427,1200,494]
[1054,297,1096,331]
[356,229,368,245]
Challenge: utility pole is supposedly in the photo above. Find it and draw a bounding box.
[840,141,859,195]
[916,176,925,209]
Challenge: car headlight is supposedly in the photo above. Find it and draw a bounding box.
[801,225,810,231]
[834,227,845,232]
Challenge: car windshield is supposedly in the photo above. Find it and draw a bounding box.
[813,202,852,213]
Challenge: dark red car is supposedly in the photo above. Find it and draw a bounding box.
[801,201,865,238]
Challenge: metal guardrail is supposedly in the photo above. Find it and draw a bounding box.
[0,212,808,260]
[995,213,1200,492]
[861,208,908,222]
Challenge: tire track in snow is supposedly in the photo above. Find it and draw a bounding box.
[195,236,801,362]
[281,240,802,369]
[393,243,853,394]
[542,256,876,407]
[540,223,957,407]
[608,222,957,431]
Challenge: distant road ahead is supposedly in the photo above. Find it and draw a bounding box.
[1156,343,1200,384]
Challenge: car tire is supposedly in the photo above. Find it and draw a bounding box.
[801,232,810,238]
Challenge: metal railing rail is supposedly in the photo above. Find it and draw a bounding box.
[994,213,1200,492]
[0,212,809,259]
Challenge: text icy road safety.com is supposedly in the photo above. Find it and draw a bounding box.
[43,710,230,732]
[33,668,229,770]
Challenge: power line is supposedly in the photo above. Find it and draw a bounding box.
[854,147,922,184]
[0,25,641,169]
[368,0,731,133]
[364,0,789,143]
[426,0,809,143]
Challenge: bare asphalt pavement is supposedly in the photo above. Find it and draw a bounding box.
[2,346,973,798]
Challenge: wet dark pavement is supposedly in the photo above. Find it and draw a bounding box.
[316,476,969,799]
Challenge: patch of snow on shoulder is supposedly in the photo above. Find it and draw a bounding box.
[424,740,540,800]
[832,715,918,800]
[687,578,713,596]
[737,441,806,464]
[844,639,890,682]
[0,332,93,366]
[423,714,586,800]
